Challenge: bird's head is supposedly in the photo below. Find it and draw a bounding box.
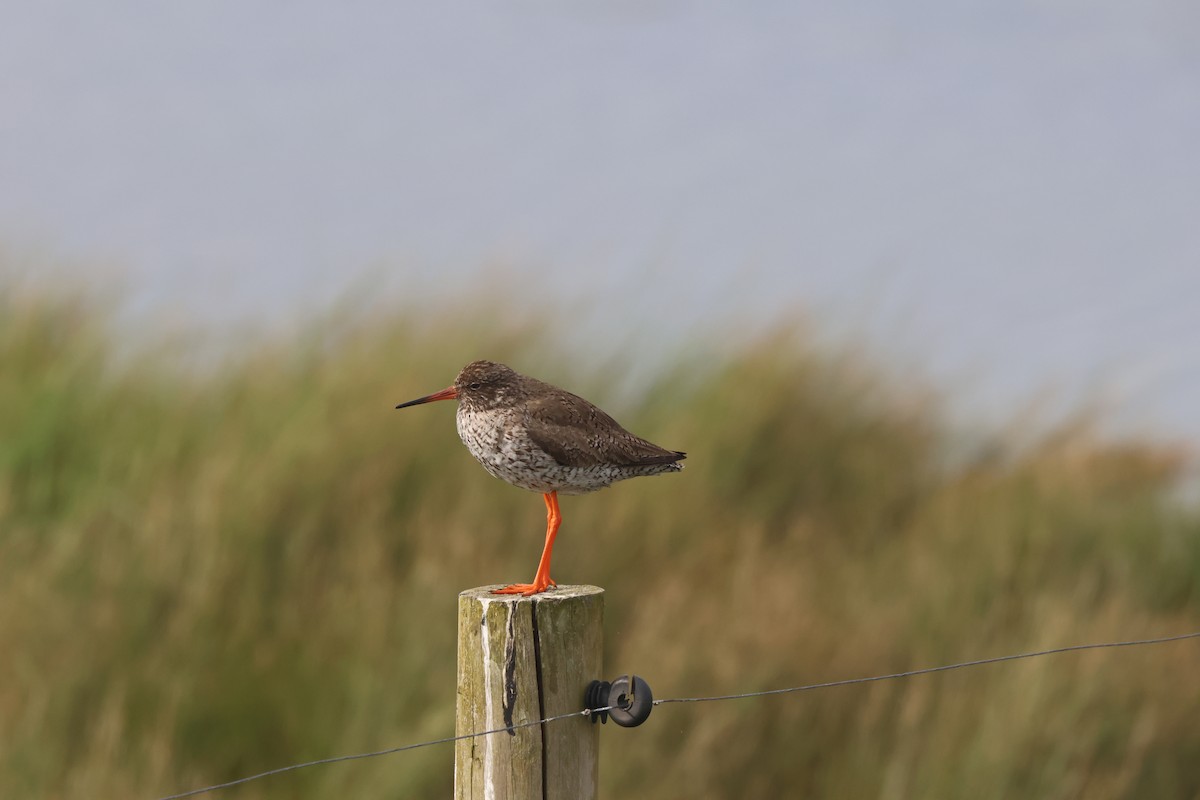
[395,360,519,413]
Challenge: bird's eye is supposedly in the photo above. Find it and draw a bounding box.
[469,382,482,390]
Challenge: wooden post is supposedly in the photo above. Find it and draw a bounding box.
[454,585,604,800]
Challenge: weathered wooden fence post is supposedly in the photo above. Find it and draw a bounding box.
[455,585,604,800]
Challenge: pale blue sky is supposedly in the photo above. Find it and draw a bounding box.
[2,2,1198,440]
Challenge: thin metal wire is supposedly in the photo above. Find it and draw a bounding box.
[156,631,1200,799]
[653,631,1200,706]
[155,707,612,800]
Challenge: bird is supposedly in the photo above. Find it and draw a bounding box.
[395,360,685,595]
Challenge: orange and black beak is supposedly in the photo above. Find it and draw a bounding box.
[395,385,458,409]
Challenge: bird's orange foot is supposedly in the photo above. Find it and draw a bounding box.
[492,577,556,596]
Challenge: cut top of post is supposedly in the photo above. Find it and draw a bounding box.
[459,584,605,604]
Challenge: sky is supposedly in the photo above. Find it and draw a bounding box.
[2,1,1199,441]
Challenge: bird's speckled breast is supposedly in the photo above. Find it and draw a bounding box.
[456,408,552,490]
[456,407,631,495]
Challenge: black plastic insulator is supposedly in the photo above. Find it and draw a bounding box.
[584,674,654,728]
[584,679,612,724]
[607,674,653,727]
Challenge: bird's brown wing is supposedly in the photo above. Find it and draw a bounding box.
[523,387,686,469]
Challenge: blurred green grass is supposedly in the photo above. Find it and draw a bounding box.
[1,279,1198,799]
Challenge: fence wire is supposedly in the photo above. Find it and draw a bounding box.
[157,630,1200,800]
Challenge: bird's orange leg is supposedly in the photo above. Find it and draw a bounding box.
[494,491,561,596]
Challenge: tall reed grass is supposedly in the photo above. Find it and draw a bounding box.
[1,281,1197,799]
